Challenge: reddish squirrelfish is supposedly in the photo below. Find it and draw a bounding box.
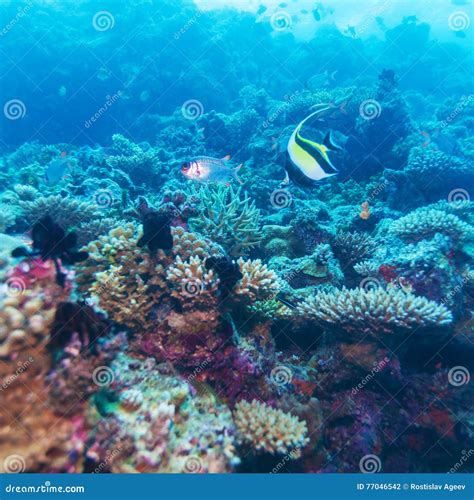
[181,155,243,185]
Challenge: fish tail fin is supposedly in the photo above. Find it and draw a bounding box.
[323,130,343,152]
[233,164,244,184]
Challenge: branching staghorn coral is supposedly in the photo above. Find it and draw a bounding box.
[189,185,262,255]
[353,260,380,277]
[389,208,474,242]
[233,399,309,455]
[332,231,379,267]
[297,286,453,335]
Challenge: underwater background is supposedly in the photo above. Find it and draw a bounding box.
[0,0,473,474]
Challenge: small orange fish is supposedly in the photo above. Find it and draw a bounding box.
[360,201,370,220]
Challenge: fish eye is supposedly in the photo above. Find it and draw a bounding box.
[181,163,190,171]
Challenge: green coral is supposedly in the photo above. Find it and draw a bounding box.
[189,185,262,256]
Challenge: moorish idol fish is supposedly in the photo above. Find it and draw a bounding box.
[286,105,342,186]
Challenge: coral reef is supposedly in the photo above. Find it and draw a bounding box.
[233,399,309,455]
[0,0,472,477]
[298,286,453,336]
[189,185,262,255]
[87,354,239,473]
[390,208,474,243]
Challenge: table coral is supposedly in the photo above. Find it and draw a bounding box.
[298,286,453,335]
[390,208,474,243]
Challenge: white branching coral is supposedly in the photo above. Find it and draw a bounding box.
[390,209,474,242]
[298,286,453,334]
[233,399,309,455]
[189,185,262,255]
[233,258,280,302]
[166,255,219,304]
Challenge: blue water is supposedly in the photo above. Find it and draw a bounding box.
[0,0,473,476]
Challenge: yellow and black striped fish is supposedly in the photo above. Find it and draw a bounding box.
[286,105,342,185]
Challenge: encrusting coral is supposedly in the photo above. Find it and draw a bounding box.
[233,399,309,456]
[0,258,86,473]
[297,286,453,335]
[87,354,240,473]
